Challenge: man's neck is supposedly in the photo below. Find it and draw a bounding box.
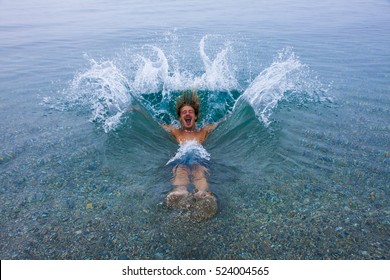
[182,127,197,132]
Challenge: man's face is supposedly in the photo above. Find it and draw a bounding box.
[179,105,197,130]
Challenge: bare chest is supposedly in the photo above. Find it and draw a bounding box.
[173,129,207,144]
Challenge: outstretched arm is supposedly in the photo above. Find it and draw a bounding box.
[203,117,225,138]
[160,123,181,143]
[206,115,228,131]
[204,123,218,134]
[160,123,173,133]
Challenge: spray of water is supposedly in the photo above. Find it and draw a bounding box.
[239,48,323,127]
[68,56,132,132]
[45,35,327,133]
[196,35,238,90]
[131,36,238,93]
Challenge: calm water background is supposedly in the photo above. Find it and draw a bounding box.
[0,0,389,259]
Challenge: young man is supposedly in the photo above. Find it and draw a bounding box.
[161,91,219,220]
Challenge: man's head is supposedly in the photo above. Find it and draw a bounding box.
[176,90,200,130]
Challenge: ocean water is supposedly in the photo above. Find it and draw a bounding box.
[0,0,389,259]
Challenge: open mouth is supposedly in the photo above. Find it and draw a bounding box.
[184,117,192,126]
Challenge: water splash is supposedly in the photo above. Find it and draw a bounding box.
[69,56,132,133]
[196,35,238,90]
[63,36,239,132]
[239,48,325,127]
[44,35,327,133]
[131,36,238,93]
[166,140,211,166]
[132,46,169,95]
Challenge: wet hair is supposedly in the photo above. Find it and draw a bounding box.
[176,90,200,118]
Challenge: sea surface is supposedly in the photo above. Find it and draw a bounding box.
[0,0,389,259]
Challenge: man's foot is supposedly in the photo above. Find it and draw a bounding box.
[166,187,192,209]
[191,190,218,221]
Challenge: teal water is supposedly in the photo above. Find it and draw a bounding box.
[0,0,389,259]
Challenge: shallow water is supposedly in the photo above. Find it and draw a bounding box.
[0,0,389,259]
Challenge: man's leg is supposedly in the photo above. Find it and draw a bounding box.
[191,165,209,198]
[191,165,218,220]
[167,165,191,207]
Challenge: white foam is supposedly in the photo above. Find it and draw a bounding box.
[195,35,238,90]
[131,35,238,94]
[51,36,326,133]
[132,46,169,94]
[166,140,210,165]
[69,57,132,132]
[239,48,322,126]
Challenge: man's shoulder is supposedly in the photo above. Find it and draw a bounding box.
[162,124,177,132]
[168,126,182,137]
